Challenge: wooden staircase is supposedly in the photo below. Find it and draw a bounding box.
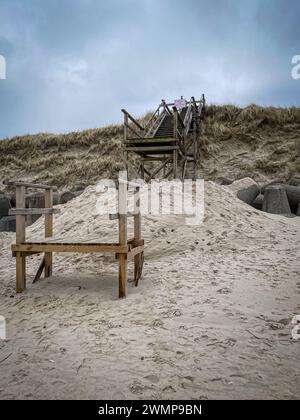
[122,95,205,181]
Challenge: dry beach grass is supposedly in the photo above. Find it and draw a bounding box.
[0,105,299,191]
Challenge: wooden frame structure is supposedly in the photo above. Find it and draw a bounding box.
[8,173,144,298]
[123,95,205,181]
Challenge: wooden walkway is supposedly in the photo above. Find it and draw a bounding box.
[123,95,205,181]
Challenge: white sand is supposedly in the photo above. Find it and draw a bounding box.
[0,181,299,399]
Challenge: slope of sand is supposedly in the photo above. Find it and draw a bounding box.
[0,182,299,399]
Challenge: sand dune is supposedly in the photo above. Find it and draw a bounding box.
[0,181,299,399]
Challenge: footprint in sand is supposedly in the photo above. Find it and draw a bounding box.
[144,374,159,384]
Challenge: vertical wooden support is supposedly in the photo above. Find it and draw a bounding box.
[173,149,178,179]
[193,117,197,181]
[44,188,53,277]
[16,186,26,292]
[134,187,142,286]
[124,112,128,142]
[140,162,145,180]
[118,171,128,298]
[173,109,178,179]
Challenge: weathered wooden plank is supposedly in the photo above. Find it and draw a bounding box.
[126,146,178,152]
[12,243,129,253]
[118,171,128,297]
[6,181,57,190]
[9,208,60,215]
[109,211,136,221]
[125,137,175,144]
[44,189,53,278]
[15,186,26,293]
[33,257,45,284]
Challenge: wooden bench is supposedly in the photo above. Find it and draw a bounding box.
[8,172,144,298]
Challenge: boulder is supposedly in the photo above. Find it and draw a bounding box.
[283,185,300,210]
[261,180,283,194]
[228,178,260,205]
[261,183,300,213]
[262,185,291,215]
[251,193,264,210]
[297,204,300,216]
[0,195,12,218]
[59,191,76,204]
[215,177,233,186]
[0,215,16,232]
[74,189,84,197]
[288,176,300,187]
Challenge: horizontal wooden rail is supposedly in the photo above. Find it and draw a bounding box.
[6,181,58,191]
[9,208,61,216]
[12,243,129,254]
[109,211,137,220]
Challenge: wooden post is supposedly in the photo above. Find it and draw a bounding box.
[173,109,178,179]
[134,187,142,285]
[124,112,128,142]
[16,185,26,292]
[44,188,53,277]
[140,162,145,180]
[193,117,197,181]
[173,149,178,179]
[118,171,128,298]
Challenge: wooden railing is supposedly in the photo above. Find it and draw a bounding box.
[122,109,145,141]
[122,94,205,141]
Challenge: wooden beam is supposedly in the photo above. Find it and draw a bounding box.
[6,181,57,190]
[118,171,128,298]
[44,189,53,278]
[9,208,60,216]
[15,186,26,292]
[33,257,45,284]
[109,211,136,221]
[121,109,144,131]
[126,146,178,152]
[12,243,129,254]
[134,187,143,285]
[146,158,172,181]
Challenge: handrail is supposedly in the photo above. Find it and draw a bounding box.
[121,109,144,131]
[143,104,161,131]
[162,100,173,116]
[172,106,185,129]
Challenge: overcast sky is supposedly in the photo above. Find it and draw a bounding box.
[0,0,299,139]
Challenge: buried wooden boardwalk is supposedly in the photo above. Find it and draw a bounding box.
[8,174,144,298]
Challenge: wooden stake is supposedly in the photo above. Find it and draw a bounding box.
[15,186,26,292]
[44,188,53,277]
[118,171,128,298]
[134,187,142,286]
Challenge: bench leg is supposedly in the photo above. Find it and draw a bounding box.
[119,254,127,298]
[44,252,52,277]
[16,252,26,293]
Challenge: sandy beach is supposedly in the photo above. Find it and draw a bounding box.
[0,181,299,399]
